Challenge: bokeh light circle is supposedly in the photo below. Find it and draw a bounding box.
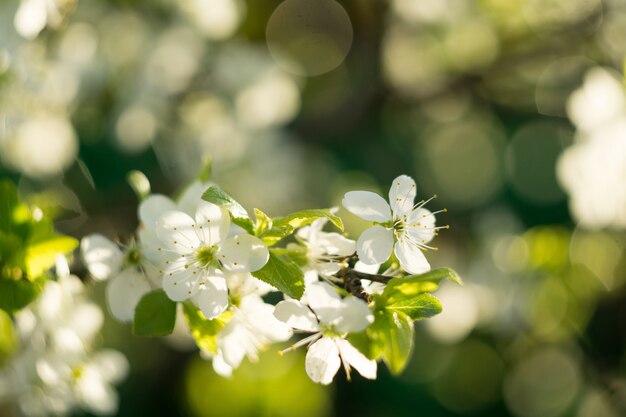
[504,348,582,417]
[266,0,353,76]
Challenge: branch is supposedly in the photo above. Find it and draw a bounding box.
[338,267,393,284]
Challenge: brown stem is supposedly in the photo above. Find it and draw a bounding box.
[338,268,393,284]
[336,267,394,301]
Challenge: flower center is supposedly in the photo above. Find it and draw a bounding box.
[125,248,142,266]
[195,245,219,268]
[320,323,345,338]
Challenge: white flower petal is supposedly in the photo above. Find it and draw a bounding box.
[163,263,201,301]
[394,240,431,274]
[177,181,211,216]
[356,226,394,265]
[336,338,377,380]
[354,261,380,274]
[212,353,233,377]
[241,296,292,341]
[194,202,230,246]
[274,300,320,332]
[316,262,341,276]
[389,175,417,218]
[303,269,319,285]
[218,234,269,273]
[297,217,325,242]
[406,208,436,244]
[156,211,201,254]
[342,191,392,222]
[316,233,356,257]
[335,297,373,334]
[76,368,119,415]
[305,337,341,385]
[14,0,47,40]
[198,274,229,319]
[303,281,342,325]
[138,194,176,230]
[218,322,249,369]
[89,349,129,383]
[81,234,123,281]
[106,269,151,322]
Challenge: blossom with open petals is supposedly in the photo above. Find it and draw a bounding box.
[274,281,376,385]
[156,202,269,319]
[342,175,445,274]
[81,235,153,322]
[296,216,355,278]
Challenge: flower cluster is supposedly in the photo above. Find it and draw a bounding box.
[0,257,128,416]
[558,68,626,230]
[80,174,455,386]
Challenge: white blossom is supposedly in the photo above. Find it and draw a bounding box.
[206,294,292,377]
[0,259,128,417]
[342,175,445,274]
[155,202,269,319]
[81,234,153,322]
[274,281,376,385]
[558,68,626,229]
[295,216,356,277]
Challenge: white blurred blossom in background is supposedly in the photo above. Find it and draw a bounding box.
[558,68,626,229]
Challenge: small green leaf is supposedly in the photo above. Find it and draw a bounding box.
[401,268,462,286]
[133,289,177,337]
[383,268,461,303]
[273,209,344,232]
[0,278,43,313]
[347,331,376,360]
[385,293,442,321]
[0,309,17,365]
[202,186,254,234]
[198,156,212,182]
[254,208,272,235]
[252,249,305,299]
[25,236,78,280]
[0,231,24,273]
[368,309,414,374]
[0,180,19,234]
[183,303,232,354]
[259,225,294,246]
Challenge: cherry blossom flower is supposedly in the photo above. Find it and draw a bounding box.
[207,294,292,377]
[274,281,376,385]
[342,175,446,274]
[295,216,355,278]
[155,202,269,319]
[81,234,153,322]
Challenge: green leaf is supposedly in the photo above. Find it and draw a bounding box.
[347,331,376,360]
[254,208,272,235]
[25,235,78,280]
[202,186,254,234]
[0,278,43,313]
[0,231,24,273]
[259,225,294,246]
[0,309,17,365]
[0,180,18,234]
[382,268,461,303]
[400,268,462,287]
[198,156,212,182]
[368,309,414,374]
[385,293,442,321]
[273,209,344,232]
[133,289,177,337]
[252,250,305,299]
[182,303,232,354]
